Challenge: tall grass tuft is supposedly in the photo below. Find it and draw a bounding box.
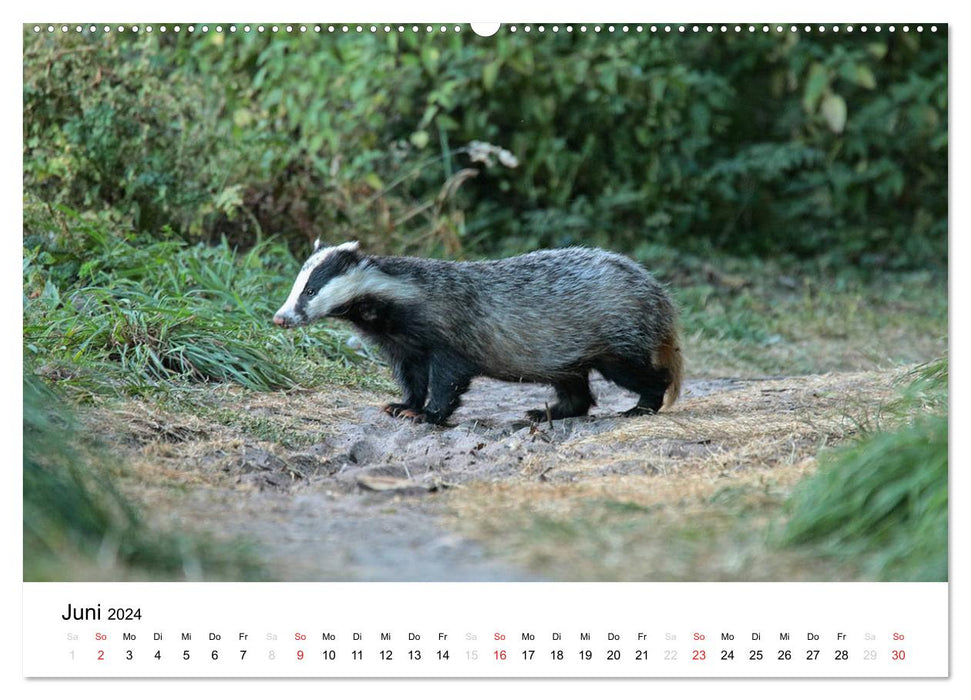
[23,371,264,580]
[24,203,359,395]
[782,359,948,580]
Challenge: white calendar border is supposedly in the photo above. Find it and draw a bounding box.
[6,0,964,696]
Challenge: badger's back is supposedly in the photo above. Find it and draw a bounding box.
[372,248,676,382]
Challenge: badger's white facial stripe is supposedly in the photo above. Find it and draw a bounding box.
[305,266,419,318]
[274,241,360,323]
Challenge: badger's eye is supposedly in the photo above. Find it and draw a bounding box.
[304,287,316,297]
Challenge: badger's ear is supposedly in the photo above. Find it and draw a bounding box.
[336,240,361,257]
[312,237,322,252]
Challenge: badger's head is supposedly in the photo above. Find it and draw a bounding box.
[273,239,415,328]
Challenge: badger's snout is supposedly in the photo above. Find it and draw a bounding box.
[273,312,302,328]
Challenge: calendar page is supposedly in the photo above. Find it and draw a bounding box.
[20,7,952,688]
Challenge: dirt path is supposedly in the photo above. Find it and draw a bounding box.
[105,370,902,581]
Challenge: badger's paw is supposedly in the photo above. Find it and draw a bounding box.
[621,405,659,417]
[399,408,427,422]
[525,408,553,423]
[382,403,417,418]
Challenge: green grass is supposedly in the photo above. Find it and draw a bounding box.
[780,359,948,580]
[634,244,947,378]
[23,371,265,581]
[24,201,371,399]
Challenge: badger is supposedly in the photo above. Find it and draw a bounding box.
[273,240,682,426]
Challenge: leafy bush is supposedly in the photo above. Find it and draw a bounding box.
[782,359,947,580]
[23,25,947,267]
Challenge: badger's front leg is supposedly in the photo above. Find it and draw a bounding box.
[383,353,429,419]
[418,351,476,426]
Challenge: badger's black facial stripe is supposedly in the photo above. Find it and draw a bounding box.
[295,249,360,313]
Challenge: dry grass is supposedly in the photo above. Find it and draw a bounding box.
[77,367,911,581]
[440,370,903,581]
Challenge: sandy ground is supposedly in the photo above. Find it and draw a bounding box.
[100,369,903,581]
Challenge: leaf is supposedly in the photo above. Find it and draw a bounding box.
[821,93,848,133]
[410,130,430,149]
[867,42,889,59]
[803,63,829,113]
[855,65,877,90]
[483,61,499,91]
[364,173,384,190]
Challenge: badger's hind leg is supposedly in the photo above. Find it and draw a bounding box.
[595,358,669,416]
[526,374,595,422]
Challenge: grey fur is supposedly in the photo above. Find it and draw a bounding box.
[275,245,683,425]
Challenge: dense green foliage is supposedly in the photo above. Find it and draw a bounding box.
[23,372,263,580]
[782,359,948,580]
[24,25,946,266]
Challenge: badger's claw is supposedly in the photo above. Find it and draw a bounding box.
[399,408,425,422]
[622,405,658,417]
[381,403,427,421]
[382,402,412,417]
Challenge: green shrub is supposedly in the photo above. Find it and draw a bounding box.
[23,25,947,267]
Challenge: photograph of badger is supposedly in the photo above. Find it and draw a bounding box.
[273,241,683,425]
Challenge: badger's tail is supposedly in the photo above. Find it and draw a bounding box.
[652,326,683,408]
